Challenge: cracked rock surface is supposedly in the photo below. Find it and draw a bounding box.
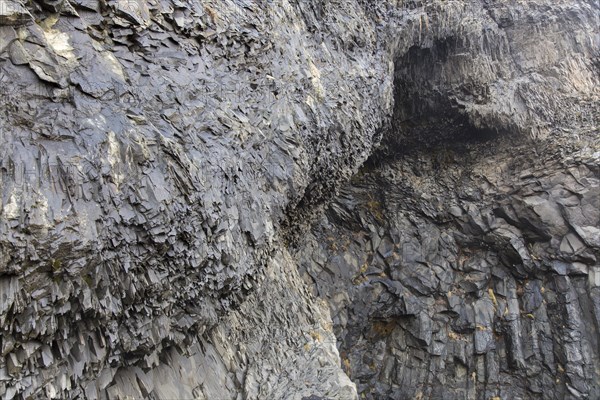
[0,0,598,399]
[295,127,599,399]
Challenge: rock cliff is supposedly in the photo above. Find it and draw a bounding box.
[0,0,598,399]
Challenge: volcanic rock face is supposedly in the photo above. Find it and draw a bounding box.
[295,130,600,399]
[0,0,598,399]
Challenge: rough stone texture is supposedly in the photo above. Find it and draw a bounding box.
[295,128,599,399]
[0,1,391,398]
[0,0,598,399]
[102,250,356,400]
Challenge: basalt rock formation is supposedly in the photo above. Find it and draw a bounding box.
[0,0,598,399]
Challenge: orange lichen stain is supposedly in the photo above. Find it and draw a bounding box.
[205,5,218,23]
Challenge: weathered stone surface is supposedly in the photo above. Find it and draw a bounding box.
[0,0,32,26]
[295,108,599,399]
[0,0,598,399]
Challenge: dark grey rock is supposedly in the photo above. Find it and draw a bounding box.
[0,0,598,399]
[0,0,31,26]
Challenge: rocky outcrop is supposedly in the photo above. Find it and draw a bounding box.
[0,0,598,399]
[295,128,599,399]
[0,1,392,397]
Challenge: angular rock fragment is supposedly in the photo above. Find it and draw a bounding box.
[0,0,31,26]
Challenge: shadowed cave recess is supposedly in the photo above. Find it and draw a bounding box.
[292,4,600,399]
[0,0,598,399]
[295,66,600,400]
